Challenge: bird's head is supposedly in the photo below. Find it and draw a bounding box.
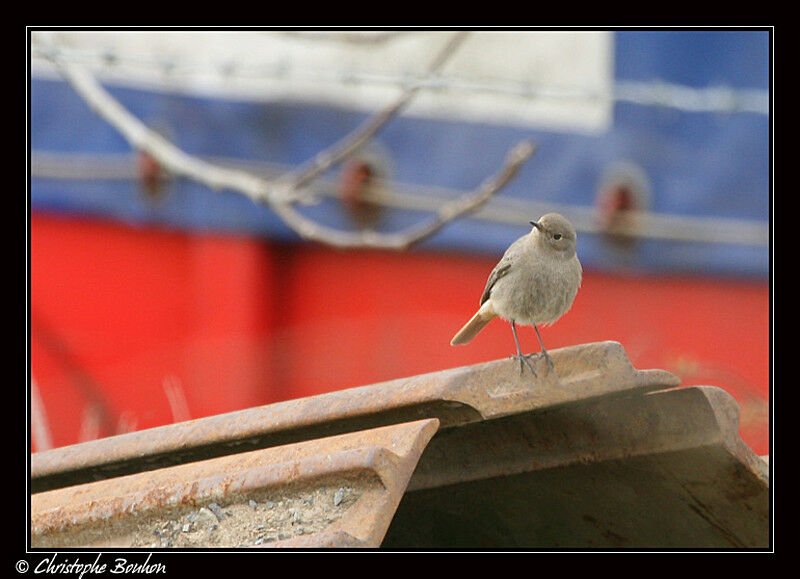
[530,213,578,255]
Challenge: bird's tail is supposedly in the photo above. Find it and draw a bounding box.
[450,300,497,346]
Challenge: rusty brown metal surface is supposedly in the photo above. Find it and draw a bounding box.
[29,341,769,548]
[383,386,769,548]
[31,341,679,492]
[31,418,439,548]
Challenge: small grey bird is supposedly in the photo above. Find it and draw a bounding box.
[450,213,582,376]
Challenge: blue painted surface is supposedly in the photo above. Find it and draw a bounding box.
[30,31,770,279]
[616,30,769,89]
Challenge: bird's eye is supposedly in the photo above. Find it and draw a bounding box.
[553,233,562,240]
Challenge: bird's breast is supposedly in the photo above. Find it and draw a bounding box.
[490,254,581,326]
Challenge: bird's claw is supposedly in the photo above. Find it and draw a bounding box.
[510,352,554,377]
[510,353,537,377]
[535,351,555,374]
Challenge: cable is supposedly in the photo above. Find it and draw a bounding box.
[30,151,769,247]
[30,43,769,116]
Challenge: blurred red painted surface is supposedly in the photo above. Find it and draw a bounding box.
[30,213,770,455]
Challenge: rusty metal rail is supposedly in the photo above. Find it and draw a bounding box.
[387,386,769,548]
[31,419,438,548]
[31,341,676,491]
[30,341,770,548]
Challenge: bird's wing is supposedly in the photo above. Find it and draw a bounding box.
[480,235,528,305]
[479,262,511,305]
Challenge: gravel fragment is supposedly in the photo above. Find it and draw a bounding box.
[194,507,218,529]
[249,500,258,510]
[333,488,346,506]
[207,502,226,522]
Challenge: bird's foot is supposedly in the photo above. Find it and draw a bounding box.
[528,351,555,374]
[510,353,538,377]
[510,352,554,377]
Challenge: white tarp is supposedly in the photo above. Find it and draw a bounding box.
[31,30,614,134]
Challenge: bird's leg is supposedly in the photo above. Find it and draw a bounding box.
[532,324,554,374]
[509,320,537,376]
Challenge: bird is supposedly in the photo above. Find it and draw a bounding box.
[450,213,582,376]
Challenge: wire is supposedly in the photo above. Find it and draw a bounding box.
[30,151,769,247]
[30,43,769,116]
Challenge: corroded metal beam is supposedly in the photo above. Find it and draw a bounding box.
[31,341,679,493]
[384,386,769,548]
[29,341,770,548]
[31,419,439,548]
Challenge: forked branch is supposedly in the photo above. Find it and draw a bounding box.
[42,33,537,250]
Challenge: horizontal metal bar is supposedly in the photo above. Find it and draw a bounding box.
[30,341,679,493]
[30,151,769,246]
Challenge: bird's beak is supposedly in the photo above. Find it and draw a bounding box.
[529,220,542,230]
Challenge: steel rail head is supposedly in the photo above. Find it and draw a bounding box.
[31,341,680,492]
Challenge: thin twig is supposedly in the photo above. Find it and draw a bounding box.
[271,141,536,249]
[287,31,469,191]
[393,141,537,247]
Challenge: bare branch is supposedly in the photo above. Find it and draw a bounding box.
[41,33,538,250]
[45,32,468,206]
